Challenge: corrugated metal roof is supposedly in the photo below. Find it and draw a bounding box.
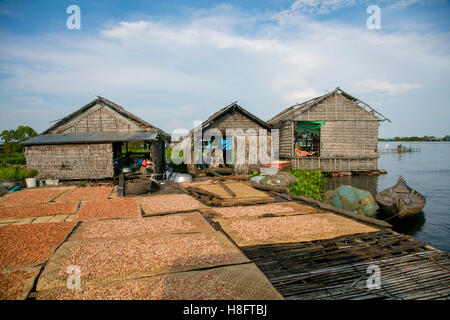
[21,132,159,145]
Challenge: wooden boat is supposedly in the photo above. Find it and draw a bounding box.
[376,176,426,219]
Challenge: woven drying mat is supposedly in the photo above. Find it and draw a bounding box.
[180,180,215,188]
[198,182,272,200]
[36,263,282,300]
[0,266,41,300]
[36,231,250,291]
[55,186,113,202]
[281,201,327,214]
[0,202,79,220]
[138,193,206,215]
[0,188,71,207]
[210,201,324,219]
[218,213,379,247]
[75,198,141,221]
[69,212,216,241]
[0,222,77,269]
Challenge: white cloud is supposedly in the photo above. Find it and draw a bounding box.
[352,79,423,95]
[278,0,362,16]
[0,3,448,136]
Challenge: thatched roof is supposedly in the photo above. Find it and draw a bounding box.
[267,87,390,124]
[192,101,272,133]
[42,97,169,137]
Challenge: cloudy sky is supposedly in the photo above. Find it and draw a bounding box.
[0,0,449,138]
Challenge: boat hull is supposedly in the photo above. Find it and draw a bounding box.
[376,199,424,219]
[375,177,426,219]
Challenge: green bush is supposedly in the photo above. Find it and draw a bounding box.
[0,153,26,165]
[288,170,327,201]
[249,171,260,178]
[0,166,38,180]
[165,147,187,173]
[165,147,172,158]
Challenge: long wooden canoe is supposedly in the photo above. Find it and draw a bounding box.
[376,176,426,219]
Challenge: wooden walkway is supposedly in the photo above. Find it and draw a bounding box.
[242,230,450,300]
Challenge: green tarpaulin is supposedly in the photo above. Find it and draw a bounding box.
[296,121,326,135]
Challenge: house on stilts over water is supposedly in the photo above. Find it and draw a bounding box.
[21,97,169,180]
[267,87,390,172]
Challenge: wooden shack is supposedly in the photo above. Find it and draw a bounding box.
[185,101,273,174]
[22,97,168,180]
[267,88,390,172]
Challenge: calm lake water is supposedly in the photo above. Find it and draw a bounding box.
[325,142,450,252]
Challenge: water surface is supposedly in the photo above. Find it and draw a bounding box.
[325,142,450,252]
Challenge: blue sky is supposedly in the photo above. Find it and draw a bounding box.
[0,0,449,138]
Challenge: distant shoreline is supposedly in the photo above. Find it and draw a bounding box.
[379,137,449,142]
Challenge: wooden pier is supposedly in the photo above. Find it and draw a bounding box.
[186,180,450,300]
[242,230,450,300]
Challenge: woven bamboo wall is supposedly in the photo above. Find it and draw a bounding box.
[208,111,265,131]
[294,93,379,122]
[278,120,293,158]
[48,103,142,134]
[320,121,379,157]
[189,110,272,174]
[24,144,114,179]
[274,92,380,170]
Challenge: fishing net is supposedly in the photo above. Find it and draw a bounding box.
[259,172,297,188]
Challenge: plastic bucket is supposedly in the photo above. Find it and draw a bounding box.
[26,178,37,188]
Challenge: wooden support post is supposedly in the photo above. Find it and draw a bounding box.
[218,180,236,197]
[117,172,125,197]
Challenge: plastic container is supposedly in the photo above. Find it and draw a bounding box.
[9,185,21,192]
[26,178,37,188]
[45,179,59,186]
[173,173,193,183]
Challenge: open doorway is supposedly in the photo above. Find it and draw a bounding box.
[293,121,325,157]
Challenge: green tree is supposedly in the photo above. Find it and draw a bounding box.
[1,125,37,154]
